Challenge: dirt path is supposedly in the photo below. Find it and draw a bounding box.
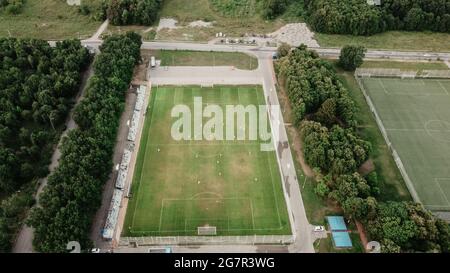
[89,19,109,41]
[90,61,150,249]
[287,127,314,177]
[355,221,369,253]
[12,62,95,253]
[276,80,314,178]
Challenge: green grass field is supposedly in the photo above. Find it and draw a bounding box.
[123,85,291,236]
[143,50,258,70]
[360,77,450,211]
[0,0,102,40]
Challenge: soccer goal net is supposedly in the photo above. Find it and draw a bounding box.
[198,226,217,236]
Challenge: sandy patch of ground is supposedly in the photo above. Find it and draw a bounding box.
[269,23,319,48]
[188,20,214,28]
[358,159,375,176]
[157,18,180,31]
[211,23,319,48]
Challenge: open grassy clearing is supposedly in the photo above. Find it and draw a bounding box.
[315,31,450,52]
[104,0,304,41]
[123,85,291,236]
[360,77,450,211]
[0,0,102,40]
[143,49,258,70]
[154,0,303,41]
[361,60,449,71]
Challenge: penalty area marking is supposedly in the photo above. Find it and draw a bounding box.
[154,197,273,234]
[434,178,450,207]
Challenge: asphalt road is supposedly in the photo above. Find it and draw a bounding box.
[80,40,450,62]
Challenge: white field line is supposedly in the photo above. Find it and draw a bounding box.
[265,149,283,229]
[435,178,450,206]
[438,81,450,95]
[378,78,389,94]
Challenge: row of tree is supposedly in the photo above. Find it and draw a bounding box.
[0,38,91,252]
[27,33,142,253]
[304,0,450,35]
[279,45,450,252]
[106,0,163,25]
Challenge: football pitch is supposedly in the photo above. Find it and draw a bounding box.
[123,85,291,236]
[360,77,450,211]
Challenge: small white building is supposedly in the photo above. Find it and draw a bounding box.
[67,0,81,6]
[367,0,381,6]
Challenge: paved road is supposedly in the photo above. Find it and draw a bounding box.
[81,40,450,62]
[257,53,314,253]
[12,63,95,253]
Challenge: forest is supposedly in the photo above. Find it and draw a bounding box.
[279,45,450,252]
[0,0,25,14]
[304,0,450,35]
[0,38,91,252]
[106,0,163,25]
[27,32,142,252]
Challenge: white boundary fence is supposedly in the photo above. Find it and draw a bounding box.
[355,68,450,79]
[119,235,294,246]
[354,74,421,203]
[421,70,450,78]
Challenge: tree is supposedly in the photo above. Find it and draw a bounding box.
[338,45,366,71]
[277,42,291,58]
[107,0,163,26]
[28,33,142,253]
[366,201,450,252]
[304,0,449,35]
[263,0,290,19]
[315,98,337,127]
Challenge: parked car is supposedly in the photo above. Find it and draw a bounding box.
[313,226,325,232]
[91,248,101,253]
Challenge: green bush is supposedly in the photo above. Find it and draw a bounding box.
[338,45,366,71]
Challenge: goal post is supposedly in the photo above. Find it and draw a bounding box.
[197,226,217,236]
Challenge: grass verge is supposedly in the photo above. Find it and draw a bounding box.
[0,0,101,40]
[315,31,450,52]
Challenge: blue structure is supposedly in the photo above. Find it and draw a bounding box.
[331,231,353,248]
[327,216,348,231]
[327,216,353,248]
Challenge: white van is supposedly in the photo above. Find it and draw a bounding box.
[150,56,156,68]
